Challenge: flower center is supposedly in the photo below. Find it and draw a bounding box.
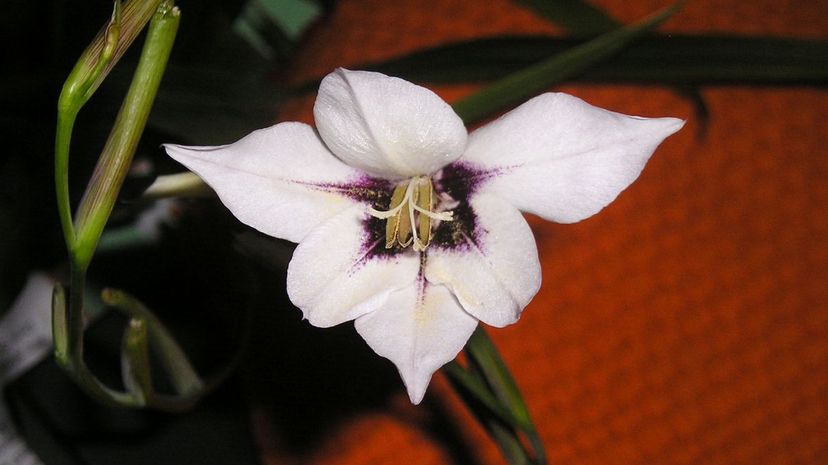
[368,176,453,251]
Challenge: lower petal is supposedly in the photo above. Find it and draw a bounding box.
[425,194,541,327]
[354,281,478,404]
[287,205,420,328]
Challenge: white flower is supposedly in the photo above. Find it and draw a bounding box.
[164,69,683,403]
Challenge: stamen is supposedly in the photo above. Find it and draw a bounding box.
[367,176,453,251]
[411,203,453,221]
[367,203,405,219]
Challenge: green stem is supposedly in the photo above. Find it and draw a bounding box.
[54,0,163,253]
[55,108,79,249]
[74,1,180,268]
[63,270,137,406]
[52,1,182,410]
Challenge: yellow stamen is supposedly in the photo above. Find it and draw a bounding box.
[367,176,453,250]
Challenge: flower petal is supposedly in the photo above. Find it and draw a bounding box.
[164,122,369,243]
[354,281,478,404]
[462,93,685,223]
[426,194,541,327]
[287,205,421,328]
[314,68,467,179]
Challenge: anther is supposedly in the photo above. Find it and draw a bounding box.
[368,176,453,250]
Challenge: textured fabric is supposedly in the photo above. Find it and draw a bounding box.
[259,0,828,464]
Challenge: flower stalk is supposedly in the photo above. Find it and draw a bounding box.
[72,0,179,268]
[55,0,164,252]
[51,1,236,411]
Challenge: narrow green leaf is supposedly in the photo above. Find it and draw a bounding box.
[444,361,524,428]
[102,288,204,398]
[98,283,251,412]
[352,35,828,86]
[464,327,545,465]
[451,1,683,123]
[487,420,535,465]
[514,0,619,35]
[147,319,204,398]
[446,357,540,464]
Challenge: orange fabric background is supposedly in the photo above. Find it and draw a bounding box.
[262,1,828,464]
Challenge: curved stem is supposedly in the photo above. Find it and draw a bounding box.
[55,110,78,250]
[52,1,186,410]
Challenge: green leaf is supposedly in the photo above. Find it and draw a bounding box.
[447,370,536,465]
[102,288,205,403]
[513,0,619,35]
[451,1,683,123]
[486,420,535,465]
[446,341,544,465]
[353,35,828,87]
[444,361,525,429]
[464,327,546,463]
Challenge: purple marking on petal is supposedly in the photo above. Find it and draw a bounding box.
[430,161,503,252]
[361,214,413,260]
[434,161,508,199]
[352,162,508,260]
[416,253,428,308]
[357,183,413,261]
[290,175,393,204]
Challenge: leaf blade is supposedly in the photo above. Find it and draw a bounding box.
[335,35,828,87]
[513,0,619,35]
[451,1,684,123]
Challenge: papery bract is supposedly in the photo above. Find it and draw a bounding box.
[164,68,684,403]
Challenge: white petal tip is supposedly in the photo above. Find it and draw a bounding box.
[660,117,687,135]
[408,391,426,405]
[402,372,431,405]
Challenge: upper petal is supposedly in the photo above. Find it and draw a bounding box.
[425,193,541,327]
[287,205,421,328]
[462,92,684,223]
[164,122,370,243]
[354,280,478,404]
[314,68,467,179]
